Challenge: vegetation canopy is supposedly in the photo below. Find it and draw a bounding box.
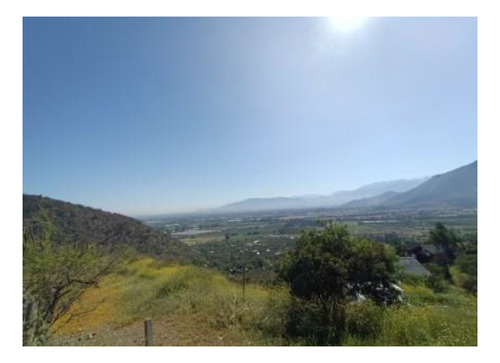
[278,224,399,304]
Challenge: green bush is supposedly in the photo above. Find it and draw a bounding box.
[278,224,398,304]
[283,297,347,345]
[155,277,189,298]
[455,253,477,294]
[276,224,400,345]
[425,274,450,293]
[345,301,385,341]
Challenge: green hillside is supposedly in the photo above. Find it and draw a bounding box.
[23,194,193,261]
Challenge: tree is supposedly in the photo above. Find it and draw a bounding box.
[277,224,399,344]
[428,222,461,281]
[455,231,477,293]
[278,223,398,303]
[23,211,125,345]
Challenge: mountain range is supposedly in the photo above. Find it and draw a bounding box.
[214,161,477,213]
[214,177,428,213]
[376,160,477,209]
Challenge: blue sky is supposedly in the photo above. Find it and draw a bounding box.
[23,17,477,216]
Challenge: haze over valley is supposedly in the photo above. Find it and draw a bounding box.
[22,17,478,347]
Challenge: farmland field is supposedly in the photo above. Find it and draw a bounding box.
[144,208,477,282]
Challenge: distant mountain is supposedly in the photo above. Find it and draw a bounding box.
[23,194,193,261]
[379,161,477,209]
[341,191,401,209]
[215,196,311,213]
[214,177,428,213]
[321,178,429,206]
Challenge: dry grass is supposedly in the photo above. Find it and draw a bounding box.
[50,258,284,346]
[49,257,476,346]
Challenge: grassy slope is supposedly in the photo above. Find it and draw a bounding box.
[50,258,287,346]
[344,283,476,346]
[49,258,476,346]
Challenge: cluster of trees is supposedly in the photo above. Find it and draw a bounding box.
[275,222,477,344]
[428,222,477,293]
[192,236,293,283]
[276,224,400,344]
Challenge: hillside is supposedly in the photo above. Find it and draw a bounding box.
[341,191,400,209]
[380,161,477,209]
[214,177,428,213]
[49,257,477,346]
[23,194,193,261]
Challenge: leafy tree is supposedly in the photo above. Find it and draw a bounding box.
[277,224,399,344]
[23,211,126,345]
[428,222,461,281]
[278,223,398,303]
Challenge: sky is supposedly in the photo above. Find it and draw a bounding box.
[23,17,477,216]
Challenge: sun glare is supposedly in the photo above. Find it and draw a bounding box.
[328,17,368,33]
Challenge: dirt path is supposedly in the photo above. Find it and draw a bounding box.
[49,315,259,346]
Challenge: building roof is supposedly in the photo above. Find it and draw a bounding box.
[420,244,440,254]
[408,244,441,255]
[397,257,432,277]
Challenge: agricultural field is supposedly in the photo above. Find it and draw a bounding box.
[146,208,477,283]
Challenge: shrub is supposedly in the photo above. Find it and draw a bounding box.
[455,253,477,294]
[425,274,450,293]
[278,224,399,304]
[277,224,399,345]
[345,301,385,341]
[283,297,347,345]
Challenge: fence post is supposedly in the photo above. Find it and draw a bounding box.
[144,318,154,346]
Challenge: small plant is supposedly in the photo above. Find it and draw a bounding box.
[425,274,449,293]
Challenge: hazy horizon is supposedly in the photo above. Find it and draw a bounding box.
[23,17,477,215]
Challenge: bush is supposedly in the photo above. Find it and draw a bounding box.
[455,254,477,294]
[283,297,347,345]
[426,274,450,293]
[278,224,399,304]
[277,224,399,345]
[345,301,385,341]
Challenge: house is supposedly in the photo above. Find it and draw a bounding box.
[397,257,432,277]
